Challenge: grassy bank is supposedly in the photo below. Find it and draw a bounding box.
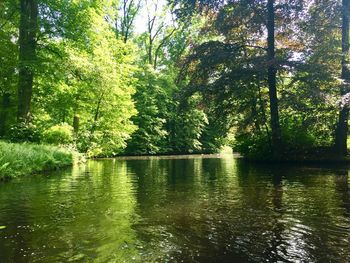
[0,141,74,180]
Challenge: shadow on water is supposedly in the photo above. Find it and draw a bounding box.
[0,155,349,262]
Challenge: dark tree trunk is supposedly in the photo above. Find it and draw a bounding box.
[335,0,350,157]
[17,0,38,122]
[73,115,80,133]
[0,93,11,136]
[267,0,282,157]
[148,36,153,65]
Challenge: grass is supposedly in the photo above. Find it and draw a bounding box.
[0,141,74,180]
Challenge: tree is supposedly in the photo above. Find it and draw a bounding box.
[267,0,282,156]
[0,1,18,136]
[115,0,141,43]
[143,0,178,68]
[334,0,350,156]
[17,0,38,122]
[33,1,138,156]
[125,67,169,154]
[172,0,311,157]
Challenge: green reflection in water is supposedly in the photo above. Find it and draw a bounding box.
[0,160,140,262]
[0,155,349,262]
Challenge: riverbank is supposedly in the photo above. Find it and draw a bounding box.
[111,152,240,160]
[0,141,75,180]
[241,146,350,164]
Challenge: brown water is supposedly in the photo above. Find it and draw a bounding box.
[0,155,349,262]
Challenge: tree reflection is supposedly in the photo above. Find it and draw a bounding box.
[0,160,140,262]
[0,157,350,262]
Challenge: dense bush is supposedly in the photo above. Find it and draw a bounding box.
[42,123,74,145]
[76,128,132,158]
[280,117,317,152]
[234,132,273,160]
[234,118,320,160]
[8,122,41,143]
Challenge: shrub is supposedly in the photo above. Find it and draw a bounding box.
[233,132,272,160]
[76,130,128,158]
[8,122,41,143]
[43,123,74,145]
[233,117,319,160]
[280,118,316,152]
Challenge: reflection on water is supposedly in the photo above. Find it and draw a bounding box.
[0,155,349,262]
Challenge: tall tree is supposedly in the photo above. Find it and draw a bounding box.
[17,0,38,122]
[267,0,282,156]
[335,0,350,156]
[0,1,18,136]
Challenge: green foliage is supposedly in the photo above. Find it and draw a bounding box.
[77,127,134,158]
[2,0,346,160]
[172,108,208,153]
[0,141,73,179]
[17,0,137,157]
[0,0,227,157]
[234,117,321,160]
[234,132,272,161]
[171,0,346,159]
[171,94,209,153]
[125,67,170,155]
[8,122,41,143]
[200,122,228,153]
[43,123,74,145]
[280,117,317,152]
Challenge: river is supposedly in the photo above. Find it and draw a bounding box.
[0,154,349,262]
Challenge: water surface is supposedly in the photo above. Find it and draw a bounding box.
[0,155,349,262]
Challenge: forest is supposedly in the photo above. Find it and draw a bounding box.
[1,0,350,161]
[1,1,350,262]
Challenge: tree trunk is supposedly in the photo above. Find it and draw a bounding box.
[148,36,153,65]
[267,0,282,157]
[335,0,350,156]
[0,93,11,137]
[73,115,80,133]
[17,0,38,122]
